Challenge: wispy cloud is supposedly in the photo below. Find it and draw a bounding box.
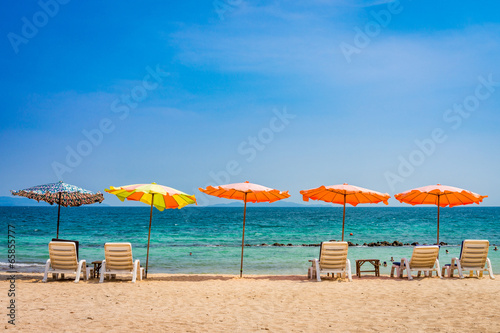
[171,15,500,90]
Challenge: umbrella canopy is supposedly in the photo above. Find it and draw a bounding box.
[300,183,390,241]
[11,180,104,237]
[105,183,196,278]
[199,181,290,277]
[394,184,487,244]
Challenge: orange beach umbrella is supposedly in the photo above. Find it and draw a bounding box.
[105,183,196,278]
[394,184,487,244]
[300,183,390,241]
[199,181,290,277]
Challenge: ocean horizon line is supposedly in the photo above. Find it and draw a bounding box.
[1,204,498,208]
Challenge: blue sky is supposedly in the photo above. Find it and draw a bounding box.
[1,0,499,206]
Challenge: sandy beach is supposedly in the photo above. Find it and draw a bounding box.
[2,272,499,332]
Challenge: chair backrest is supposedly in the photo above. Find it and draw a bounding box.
[104,243,134,271]
[409,245,440,269]
[319,241,349,270]
[52,238,79,260]
[459,240,489,268]
[48,241,78,270]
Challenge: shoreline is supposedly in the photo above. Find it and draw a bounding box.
[1,271,497,280]
[2,273,499,331]
[3,243,500,275]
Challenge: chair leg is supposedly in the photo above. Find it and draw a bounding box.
[435,259,442,279]
[75,260,84,283]
[132,260,138,283]
[42,259,51,283]
[401,259,412,280]
[486,258,495,279]
[99,261,106,283]
[82,260,88,281]
[136,261,143,281]
[457,261,464,279]
[346,259,352,282]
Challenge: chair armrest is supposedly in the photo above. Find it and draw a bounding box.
[400,258,408,268]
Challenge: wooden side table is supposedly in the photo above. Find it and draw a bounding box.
[91,260,102,279]
[355,259,380,278]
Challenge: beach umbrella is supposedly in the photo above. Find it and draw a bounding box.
[300,183,390,241]
[105,183,196,278]
[199,181,290,277]
[11,181,104,238]
[394,184,487,244]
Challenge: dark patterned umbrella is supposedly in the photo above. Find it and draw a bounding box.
[11,181,104,237]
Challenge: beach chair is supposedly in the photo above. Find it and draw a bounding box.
[441,240,495,279]
[42,241,88,283]
[391,245,442,280]
[99,243,144,283]
[308,241,352,282]
[52,238,79,259]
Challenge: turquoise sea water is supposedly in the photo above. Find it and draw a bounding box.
[1,206,499,275]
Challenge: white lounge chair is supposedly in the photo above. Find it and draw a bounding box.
[391,245,442,280]
[99,243,144,283]
[42,241,88,283]
[308,241,352,282]
[442,240,495,279]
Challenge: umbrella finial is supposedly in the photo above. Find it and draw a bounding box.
[343,183,348,185]
[244,181,249,183]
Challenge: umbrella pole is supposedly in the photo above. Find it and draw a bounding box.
[240,193,248,278]
[437,195,440,245]
[56,192,62,238]
[341,194,346,241]
[146,193,154,279]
